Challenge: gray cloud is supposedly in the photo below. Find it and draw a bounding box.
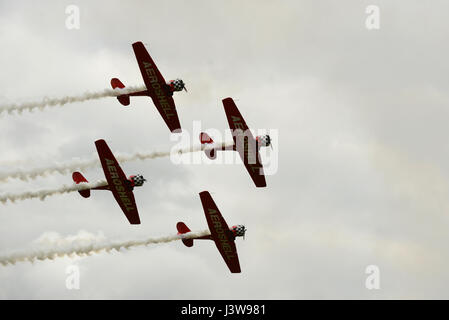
[0,0,449,299]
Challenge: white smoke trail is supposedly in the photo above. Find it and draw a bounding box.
[0,180,107,204]
[0,86,146,116]
[0,143,230,183]
[0,229,210,266]
[0,157,101,183]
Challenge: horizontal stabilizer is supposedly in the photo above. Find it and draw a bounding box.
[111,78,125,89]
[199,132,217,159]
[72,172,90,198]
[200,132,214,144]
[111,78,130,106]
[177,222,191,234]
[177,222,194,247]
[72,171,88,184]
[182,238,194,247]
[117,95,130,106]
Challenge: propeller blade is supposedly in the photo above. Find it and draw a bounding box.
[183,85,188,92]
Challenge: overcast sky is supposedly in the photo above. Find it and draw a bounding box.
[1,0,449,299]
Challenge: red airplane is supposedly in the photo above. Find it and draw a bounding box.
[72,139,146,225]
[176,191,246,273]
[199,97,271,188]
[111,41,186,133]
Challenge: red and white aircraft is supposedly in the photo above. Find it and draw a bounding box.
[111,41,186,133]
[200,97,271,188]
[177,191,246,273]
[72,139,146,225]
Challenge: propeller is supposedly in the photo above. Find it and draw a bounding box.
[176,79,187,92]
[267,135,273,150]
[240,225,247,240]
[257,135,273,150]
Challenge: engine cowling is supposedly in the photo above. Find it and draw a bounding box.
[256,135,271,148]
[167,79,186,92]
[128,174,146,187]
[231,225,246,238]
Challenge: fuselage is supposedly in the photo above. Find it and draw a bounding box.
[187,225,246,241]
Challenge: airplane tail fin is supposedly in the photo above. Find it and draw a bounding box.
[111,78,130,106]
[72,172,91,198]
[176,222,194,247]
[199,132,216,160]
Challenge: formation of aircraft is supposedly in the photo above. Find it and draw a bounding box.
[111,41,186,133]
[199,97,271,188]
[69,42,271,273]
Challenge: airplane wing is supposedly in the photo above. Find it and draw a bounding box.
[199,191,241,273]
[95,139,141,225]
[222,97,266,188]
[132,41,181,132]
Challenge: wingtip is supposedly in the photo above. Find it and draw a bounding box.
[170,127,183,134]
[222,97,233,103]
[94,139,106,146]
